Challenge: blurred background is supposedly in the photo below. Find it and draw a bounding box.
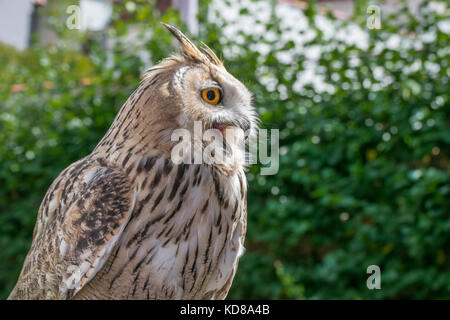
[0,0,449,299]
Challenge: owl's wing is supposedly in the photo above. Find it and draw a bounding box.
[9,165,135,300]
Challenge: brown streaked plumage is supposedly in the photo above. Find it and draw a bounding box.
[8,24,257,300]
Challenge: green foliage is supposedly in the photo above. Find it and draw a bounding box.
[0,0,449,299]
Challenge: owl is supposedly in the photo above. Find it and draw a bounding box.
[8,24,257,300]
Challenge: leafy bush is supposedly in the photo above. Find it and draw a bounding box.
[0,0,448,299]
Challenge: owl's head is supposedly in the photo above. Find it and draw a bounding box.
[120,24,258,170]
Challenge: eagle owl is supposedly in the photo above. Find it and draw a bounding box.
[9,24,257,300]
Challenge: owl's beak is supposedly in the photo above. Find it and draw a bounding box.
[212,119,250,136]
[215,117,251,131]
[212,123,229,135]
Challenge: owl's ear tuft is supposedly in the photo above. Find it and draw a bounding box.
[200,42,223,67]
[161,23,222,66]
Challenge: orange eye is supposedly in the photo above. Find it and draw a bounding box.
[201,87,221,105]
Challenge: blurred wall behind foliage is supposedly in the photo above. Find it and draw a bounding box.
[0,0,449,299]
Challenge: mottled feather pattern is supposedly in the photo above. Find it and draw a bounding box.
[9,159,134,299]
[74,156,247,299]
[9,24,255,300]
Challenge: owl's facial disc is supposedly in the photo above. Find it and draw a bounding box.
[171,59,256,144]
[198,70,253,137]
